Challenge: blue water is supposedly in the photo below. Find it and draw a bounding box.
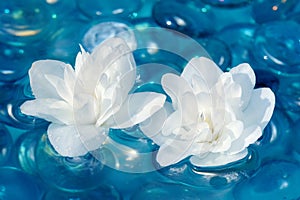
[0,0,300,199]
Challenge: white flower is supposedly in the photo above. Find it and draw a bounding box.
[21,37,166,157]
[141,57,275,167]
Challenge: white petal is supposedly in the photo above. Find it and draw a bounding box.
[230,63,256,109]
[73,93,99,124]
[48,124,88,157]
[228,125,262,154]
[29,60,75,100]
[139,102,173,145]
[161,73,194,109]
[76,37,135,94]
[190,150,248,167]
[75,124,109,152]
[20,99,73,125]
[156,139,192,166]
[181,57,223,90]
[243,88,275,129]
[96,69,136,126]
[106,92,166,129]
[161,110,182,136]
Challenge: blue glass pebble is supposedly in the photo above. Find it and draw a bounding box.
[0,167,42,200]
[16,130,44,174]
[253,20,300,72]
[0,44,36,82]
[45,20,85,64]
[42,185,121,200]
[35,133,104,192]
[216,23,258,68]
[152,0,215,37]
[251,0,297,24]
[234,160,300,199]
[76,0,142,19]
[0,126,12,166]
[197,37,232,70]
[201,0,252,7]
[81,20,135,52]
[0,0,57,46]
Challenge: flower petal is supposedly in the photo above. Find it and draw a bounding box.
[75,125,109,152]
[106,92,166,129]
[48,124,88,157]
[139,102,173,145]
[29,60,75,100]
[48,123,109,157]
[76,37,135,95]
[243,88,275,129]
[230,63,256,110]
[20,99,73,125]
[181,57,223,90]
[190,150,248,167]
[156,139,192,167]
[228,126,262,154]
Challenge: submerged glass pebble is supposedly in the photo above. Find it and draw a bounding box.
[201,0,252,7]
[16,131,44,174]
[0,0,57,46]
[253,20,300,114]
[76,0,142,19]
[35,133,104,192]
[216,23,258,68]
[0,100,49,130]
[81,20,136,52]
[159,148,259,190]
[198,37,232,70]
[251,0,297,24]
[0,44,36,82]
[234,160,300,199]
[0,167,42,200]
[0,126,12,165]
[152,0,215,37]
[42,185,121,200]
[45,20,85,64]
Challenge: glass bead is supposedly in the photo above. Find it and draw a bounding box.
[254,69,279,92]
[253,20,300,116]
[152,0,215,37]
[216,23,258,68]
[81,20,136,53]
[0,0,57,46]
[16,130,44,175]
[0,100,49,130]
[44,0,76,19]
[0,126,12,166]
[234,160,300,199]
[132,27,210,74]
[42,185,121,200]
[45,20,85,64]
[251,0,297,24]
[35,133,104,192]
[197,37,232,71]
[254,108,292,162]
[0,167,42,200]
[76,0,142,19]
[158,147,260,191]
[253,20,300,70]
[201,0,252,7]
[132,182,220,200]
[0,43,37,82]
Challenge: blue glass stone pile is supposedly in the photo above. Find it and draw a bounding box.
[0,0,300,199]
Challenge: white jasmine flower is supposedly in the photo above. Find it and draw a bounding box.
[21,37,166,157]
[141,57,275,167]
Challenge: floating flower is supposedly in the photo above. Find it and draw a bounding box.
[21,37,166,157]
[141,57,275,167]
